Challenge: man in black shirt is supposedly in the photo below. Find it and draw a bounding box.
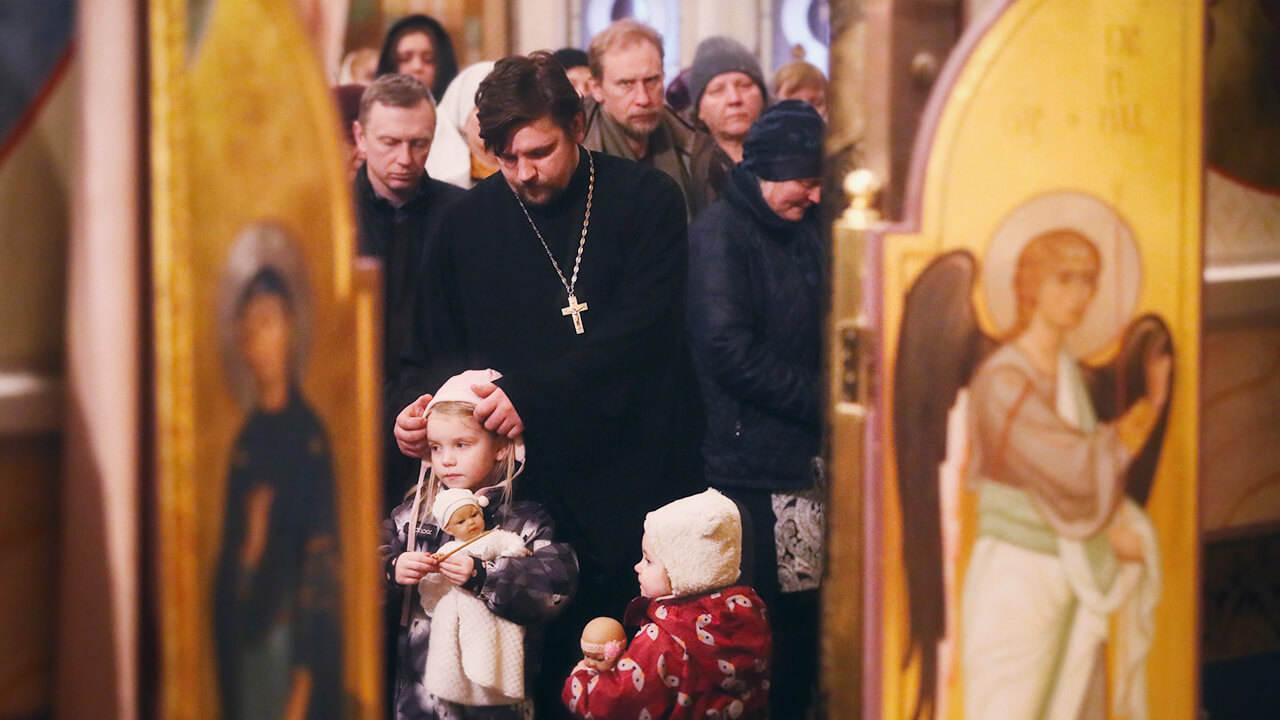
[352,73,463,508]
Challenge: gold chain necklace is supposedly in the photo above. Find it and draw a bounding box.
[513,149,594,334]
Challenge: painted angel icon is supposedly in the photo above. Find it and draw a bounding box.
[893,193,1173,720]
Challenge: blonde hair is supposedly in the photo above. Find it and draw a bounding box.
[772,60,826,98]
[588,18,664,79]
[1008,228,1101,337]
[407,400,521,525]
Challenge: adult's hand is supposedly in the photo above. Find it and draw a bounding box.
[472,382,524,439]
[394,393,434,458]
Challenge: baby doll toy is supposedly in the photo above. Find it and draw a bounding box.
[427,487,530,564]
[579,616,628,671]
[420,488,530,706]
[563,489,772,719]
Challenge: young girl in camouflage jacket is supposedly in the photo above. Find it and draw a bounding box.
[380,370,578,720]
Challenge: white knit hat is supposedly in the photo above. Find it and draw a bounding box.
[643,489,742,598]
[431,487,490,528]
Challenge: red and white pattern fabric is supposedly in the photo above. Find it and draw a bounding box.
[563,587,770,719]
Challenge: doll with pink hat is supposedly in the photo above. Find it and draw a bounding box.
[377,370,579,720]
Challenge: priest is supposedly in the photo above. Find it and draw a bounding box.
[391,51,705,715]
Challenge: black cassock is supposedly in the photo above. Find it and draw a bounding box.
[397,148,705,610]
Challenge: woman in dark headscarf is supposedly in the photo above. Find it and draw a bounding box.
[375,14,458,101]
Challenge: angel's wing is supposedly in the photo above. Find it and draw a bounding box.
[1081,314,1174,505]
[892,249,993,720]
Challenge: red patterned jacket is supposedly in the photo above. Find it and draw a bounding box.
[563,586,771,719]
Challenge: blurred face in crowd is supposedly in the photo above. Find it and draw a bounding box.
[565,65,593,97]
[778,83,826,119]
[496,114,584,206]
[698,71,764,145]
[345,48,378,85]
[463,108,498,172]
[590,39,665,140]
[759,176,821,221]
[339,113,364,183]
[395,31,437,91]
[354,99,435,205]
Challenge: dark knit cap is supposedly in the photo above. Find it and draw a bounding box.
[742,99,824,181]
[689,36,767,121]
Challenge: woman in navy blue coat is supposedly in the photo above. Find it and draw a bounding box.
[686,99,826,719]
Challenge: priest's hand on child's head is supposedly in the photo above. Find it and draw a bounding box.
[472,383,525,439]
[394,393,434,457]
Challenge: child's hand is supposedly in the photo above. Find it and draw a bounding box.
[394,551,439,585]
[394,393,434,458]
[438,553,476,586]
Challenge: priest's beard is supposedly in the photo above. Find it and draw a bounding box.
[509,179,571,207]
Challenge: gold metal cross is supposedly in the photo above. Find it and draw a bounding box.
[561,294,588,334]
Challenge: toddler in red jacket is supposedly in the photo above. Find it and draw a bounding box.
[563,489,772,719]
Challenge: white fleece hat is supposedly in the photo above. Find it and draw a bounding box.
[431,487,489,528]
[423,368,525,464]
[643,488,742,598]
[425,60,496,188]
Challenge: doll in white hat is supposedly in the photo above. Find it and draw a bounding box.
[418,488,531,707]
[378,370,578,720]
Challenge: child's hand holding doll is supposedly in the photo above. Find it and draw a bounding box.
[434,553,477,586]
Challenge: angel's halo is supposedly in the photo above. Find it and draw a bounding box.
[217,221,313,411]
[978,191,1143,361]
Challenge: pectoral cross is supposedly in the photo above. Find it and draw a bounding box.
[561,294,588,334]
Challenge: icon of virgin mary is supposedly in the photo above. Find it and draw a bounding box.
[212,222,343,720]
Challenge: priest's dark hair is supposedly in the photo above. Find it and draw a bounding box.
[475,51,583,156]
